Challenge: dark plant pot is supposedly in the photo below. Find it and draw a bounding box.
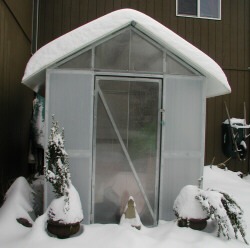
[189,218,208,230]
[47,220,81,239]
[177,218,208,231]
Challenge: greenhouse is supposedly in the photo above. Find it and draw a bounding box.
[22,9,231,226]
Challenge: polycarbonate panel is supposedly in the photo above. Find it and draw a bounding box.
[68,157,92,223]
[46,70,94,224]
[97,81,129,143]
[160,156,202,220]
[166,56,195,75]
[130,32,163,72]
[48,72,93,150]
[58,49,92,69]
[95,30,130,70]
[164,76,203,152]
[94,77,161,226]
[55,27,197,77]
[159,75,205,220]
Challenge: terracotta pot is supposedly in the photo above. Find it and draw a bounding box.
[47,220,81,239]
[177,218,208,231]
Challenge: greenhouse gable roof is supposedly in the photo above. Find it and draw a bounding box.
[22,9,231,98]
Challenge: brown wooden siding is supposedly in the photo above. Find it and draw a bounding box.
[37,0,250,173]
[4,0,32,40]
[0,0,33,203]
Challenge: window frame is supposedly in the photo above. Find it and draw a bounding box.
[176,0,221,20]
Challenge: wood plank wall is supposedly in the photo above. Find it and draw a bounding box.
[0,0,33,203]
[37,0,250,173]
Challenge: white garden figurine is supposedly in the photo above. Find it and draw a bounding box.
[120,196,142,230]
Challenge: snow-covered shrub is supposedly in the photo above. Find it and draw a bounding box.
[45,116,70,199]
[44,116,83,224]
[173,185,208,221]
[196,189,248,245]
[174,185,209,230]
[120,196,142,230]
[174,185,248,244]
[47,184,83,224]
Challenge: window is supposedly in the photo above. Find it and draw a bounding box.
[177,0,221,20]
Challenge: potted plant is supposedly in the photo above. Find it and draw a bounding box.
[45,116,83,238]
[173,185,209,230]
[196,189,248,244]
[174,185,248,245]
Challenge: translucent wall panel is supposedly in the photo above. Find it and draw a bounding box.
[166,56,195,76]
[160,157,202,219]
[97,81,129,143]
[164,77,203,152]
[46,70,94,224]
[58,49,92,69]
[159,75,205,220]
[94,77,161,226]
[130,32,163,72]
[57,27,196,76]
[95,29,164,73]
[95,30,130,70]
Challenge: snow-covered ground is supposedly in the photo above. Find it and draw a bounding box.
[0,166,250,248]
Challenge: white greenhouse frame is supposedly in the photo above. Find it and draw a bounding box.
[22,9,230,226]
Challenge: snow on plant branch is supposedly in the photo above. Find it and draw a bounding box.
[44,116,83,224]
[196,189,248,245]
[44,115,71,199]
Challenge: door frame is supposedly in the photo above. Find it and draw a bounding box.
[91,74,163,225]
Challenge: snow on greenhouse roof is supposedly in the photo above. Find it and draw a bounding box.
[22,9,231,98]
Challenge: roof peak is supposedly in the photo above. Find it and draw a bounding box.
[22,9,230,98]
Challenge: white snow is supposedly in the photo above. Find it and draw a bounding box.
[47,183,83,224]
[22,9,231,98]
[1,166,250,247]
[173,185,208,220]
[224,118,246,125]
[223,118,250,129]
[241,141,247,150]
[0,177,34,224]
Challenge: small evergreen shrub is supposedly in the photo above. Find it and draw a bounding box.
[196,189,248,245]
[44,116,71,213]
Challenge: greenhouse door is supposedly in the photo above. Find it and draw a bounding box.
[93,76,161,226]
